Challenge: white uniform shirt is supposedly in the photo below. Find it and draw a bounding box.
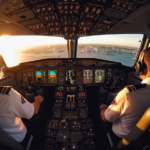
[105,77,150,138]
[0,88,34,142]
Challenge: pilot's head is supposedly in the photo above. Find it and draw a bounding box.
[136,47,150,79]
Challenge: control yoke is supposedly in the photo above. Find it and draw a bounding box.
[103,77,123,92]
[20,77,42,95]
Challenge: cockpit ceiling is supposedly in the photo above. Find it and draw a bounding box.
[0,0,149,38]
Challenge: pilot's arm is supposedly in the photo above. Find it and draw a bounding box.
[100,89,127,122]
[32,95,44,114]
[9,88,44,118]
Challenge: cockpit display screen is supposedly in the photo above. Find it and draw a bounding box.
[65,69,76,84]
[48,70,57,83]
[95,69,105,83]
[35,70,46,83]
[83,69,93,84]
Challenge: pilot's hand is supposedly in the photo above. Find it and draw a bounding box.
[99,104,108,122]
[34,95,44,104]
[99,104,107,111]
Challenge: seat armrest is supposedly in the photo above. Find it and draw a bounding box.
[0,127,24,150]
[117,107,150,149]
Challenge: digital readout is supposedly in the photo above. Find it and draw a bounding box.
[83,69,93,84]
[48,70,57,83]
[95,69,105,83]
[65,69,76,84]
[35,70,46,83]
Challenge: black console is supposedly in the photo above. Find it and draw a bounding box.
[45,85,95,150]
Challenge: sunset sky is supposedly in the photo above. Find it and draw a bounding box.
[78,34,143,47]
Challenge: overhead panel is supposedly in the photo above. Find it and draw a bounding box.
[57,2,80,15]
[47,22,61,29]
[112,0,137,13]
[34,29,50,35]
[78,2,105,36]
[39,12,58,22]
[38,30,63,36]
[27,2,59,35]
[61,16,78,26]
[57,1,80,38]
[64,26,76,35]
[26,23,46,31]
[0,0,25,14]
[78,21,93,36]
[31,2,58,23]
[81,3,104,20]
[20,18,43,35]
[46,22,63,36]
[92,16,119,34]
[32,2,55,14]
[6,7,35,22]
[0,0,149,37]
[60,16,78,37]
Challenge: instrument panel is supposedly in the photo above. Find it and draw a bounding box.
[15,59,125,88]
[16,68,109,87]
[21,59,117,66]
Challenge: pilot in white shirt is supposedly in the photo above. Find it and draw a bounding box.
[104,78,150,138]
[0,86,43,143]
[100,47,150,144]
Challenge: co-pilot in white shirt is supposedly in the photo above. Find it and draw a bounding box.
[0,88,34,142]
[105,77,150,138]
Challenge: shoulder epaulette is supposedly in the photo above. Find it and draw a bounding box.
[0,86,12,95]
[125,84,146,93]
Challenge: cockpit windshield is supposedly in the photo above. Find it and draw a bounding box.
[0,34,143,68]
[77,34,143,67]
[0,36,67,67]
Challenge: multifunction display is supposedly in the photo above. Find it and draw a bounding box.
[65,69,76,84]
[95,69,105,83]
[48,70,57,83]
[33,68,106,84]
[83,69,93,84]
[35,70,46,83]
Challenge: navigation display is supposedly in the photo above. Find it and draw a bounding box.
[83,69,93,84]
[35,70,46,83]
[65,69,76,84]
[95,69,105,83]
[48,70,57,83]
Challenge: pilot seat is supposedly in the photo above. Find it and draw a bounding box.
[107,107,150,150]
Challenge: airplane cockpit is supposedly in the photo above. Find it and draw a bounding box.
[0,0,150,150]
